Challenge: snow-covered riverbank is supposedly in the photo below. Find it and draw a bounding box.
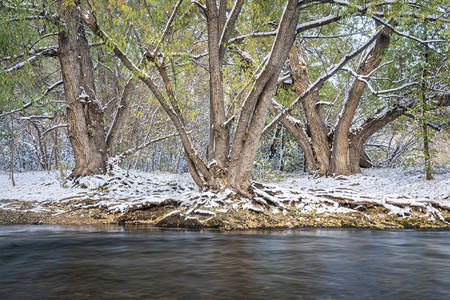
[1,168,449,229]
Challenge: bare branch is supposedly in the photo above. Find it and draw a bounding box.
[2,15,46,24]
[342,67,420,96]
[4,46,58,72]
[229,15,341,44]
[0,102,33,118]
[219,0,244,61]
[192,0,207,15]
[43,124,68,136]
[20,115,54,120]
[0,80,63,118]
[295,15,341,34]
[116,132,180,160]
[372,16,447,49]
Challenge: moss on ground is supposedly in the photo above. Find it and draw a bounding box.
[1,203,448,229]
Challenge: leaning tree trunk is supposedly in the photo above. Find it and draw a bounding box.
[331,25,393,175]
[226,0,300,195]
[288,46,331,176]
[58,1,107,178]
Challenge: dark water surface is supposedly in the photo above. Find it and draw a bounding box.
[0,225,449,299]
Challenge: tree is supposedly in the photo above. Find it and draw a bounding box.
[82,0,302,195]
[263,1,449,176]
[57,0,108,177]
[2,0,448,190]
[1,0,138,178]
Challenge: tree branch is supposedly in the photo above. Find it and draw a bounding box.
[4,46,58,72]
[157,0,184,49]
[192,0,207,15]
[218,0,244,62]
[262,29,382,135]
[229,15,341,44]
[342,67,420,96]
[0,80,63,118]
[43,124,68,136]
[117,132,180,160]
[106,77,137,153]
[372,16,447,52]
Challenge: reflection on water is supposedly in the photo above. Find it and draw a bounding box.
[1,225,449,299]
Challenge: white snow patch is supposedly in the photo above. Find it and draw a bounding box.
[1,167,449,221]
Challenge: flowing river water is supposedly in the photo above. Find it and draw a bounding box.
[1,225,449,299]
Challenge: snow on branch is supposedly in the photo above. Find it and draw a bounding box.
[229,15,341,44]
[262,29,383,135]
[0,102,32,118]
[342,67,420,96]
[192,1,207,15]
[116,132,180,160]
[0,80,63,118]
[316,101,334,106]
[372,16,447,49]
[43,124,68,136]
[20,115,54,120]
[4,46,58,73]
[229,30,277,44]
[2,15,46,24]
[295,15,341,33]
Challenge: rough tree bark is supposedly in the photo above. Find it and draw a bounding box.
[226,0,300,194]
[288,45,330,176]
[58,0,107,177]
[331,25,393,175]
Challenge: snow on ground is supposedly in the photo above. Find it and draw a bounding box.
[0,168,197,213]
[0,171,85,203]
[0,171,196,202]
[278,168,450,202]
[0,167,449,222]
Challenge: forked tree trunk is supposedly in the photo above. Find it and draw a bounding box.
[331,26,393,175]
[273,24,393,177]
[83,0,306,196]
[58,1,107,178]
[226,0,300,194]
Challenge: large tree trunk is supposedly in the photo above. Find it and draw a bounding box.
[58,1,107,178]
[331,26,393,175]
[226,0,300,195]
[205,0,230,166]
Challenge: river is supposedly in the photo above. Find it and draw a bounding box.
[0,225,449,299]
